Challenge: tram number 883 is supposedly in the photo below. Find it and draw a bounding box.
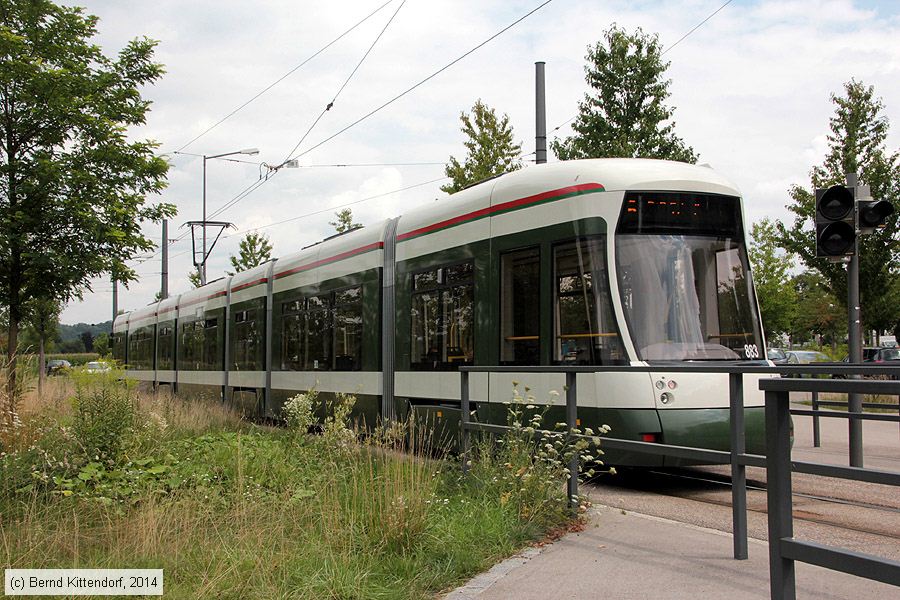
[743,344,760,359]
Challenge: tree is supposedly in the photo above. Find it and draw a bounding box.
[748,219,797,342]
[0,1,175,397]
[80,331,94,353]
[441,99,523,194]
[330,209,361,234]
[22,297,60,394]
[791,271,846,350]
[776,80,900,336]
[227,232,272,275]
[551,25,697,163]
[93,332,109,357]
[188,268,202,289]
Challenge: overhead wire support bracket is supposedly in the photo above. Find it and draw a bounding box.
[182,220,236,271]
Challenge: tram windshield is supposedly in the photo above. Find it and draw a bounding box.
[615,192,763,361]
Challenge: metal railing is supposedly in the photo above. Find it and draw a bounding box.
[762,377,900,599]
[809,390,900,447]
[458,363,900,600]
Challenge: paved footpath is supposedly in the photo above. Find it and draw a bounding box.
[445,505,898,599]
[446,399,899,599]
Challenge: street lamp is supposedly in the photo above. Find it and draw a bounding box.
[201,148,259,284]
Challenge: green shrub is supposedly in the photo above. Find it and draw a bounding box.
[70,370,135,462]
[465,384,606,527]
[282,389,316,433]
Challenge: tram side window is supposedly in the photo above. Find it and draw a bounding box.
[158,325,174,370]
[178,318,217,370]
[411,262,474,370]
[305,295,332,371]
[113,332,126,362]
[281,299,304,370]
[128,327,154,370]
[334,287,362,371]
[554,238,625,365]
[232,307,263,371]
[179,321,200,370]
[500,248,540,365]
[201,317,220,370]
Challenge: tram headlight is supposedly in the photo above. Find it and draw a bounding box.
[660,392,674,404]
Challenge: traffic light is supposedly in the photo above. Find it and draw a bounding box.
[857,198,894,232]
[815,184,856,257]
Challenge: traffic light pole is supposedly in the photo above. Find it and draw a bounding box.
[846,173,863,467]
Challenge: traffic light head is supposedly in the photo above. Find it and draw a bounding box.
[858,199,894,230]
[815,184,856,257]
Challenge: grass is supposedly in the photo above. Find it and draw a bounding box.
[0,375,581,599]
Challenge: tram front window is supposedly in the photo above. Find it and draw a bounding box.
[553,238,625,365]
[616,192,763,361]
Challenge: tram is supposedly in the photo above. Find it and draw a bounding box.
[114,158,772,465]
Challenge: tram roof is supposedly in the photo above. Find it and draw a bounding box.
[490,159,741,198]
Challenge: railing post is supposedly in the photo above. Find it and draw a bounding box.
[460,369,470,474]
[765,389,796,600]
[811,390,821,448]
[566,371,578,509]
[729,372,748,560]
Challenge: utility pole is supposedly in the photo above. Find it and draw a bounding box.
[202,158,207,285]
[161,219,169,300]
[535,61,547,165]
[112,276,118,323]
[846,172,863,467]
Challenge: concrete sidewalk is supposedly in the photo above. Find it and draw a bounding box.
[445,506,897,599]
[445,399,899,599]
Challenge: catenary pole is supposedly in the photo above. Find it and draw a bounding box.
[161,219,169,300]
[535,61,547,165]
[201,157,207,285]
[846,172,863,467]
[112,276,118,323]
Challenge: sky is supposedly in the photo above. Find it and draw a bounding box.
[59,0,900,324]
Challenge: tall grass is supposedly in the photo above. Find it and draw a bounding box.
[0,374,581,599]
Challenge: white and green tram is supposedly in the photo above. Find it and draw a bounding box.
[114,158,771,465]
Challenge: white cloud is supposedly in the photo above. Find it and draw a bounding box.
[62,0,900,322]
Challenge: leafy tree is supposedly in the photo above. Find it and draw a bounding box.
[58,338,85,353]
[330,209,362,234]
[776,80,900,336]
[93,332,109,357]
[552,25,697,163]
[442,99,522,194]
[227,232,272,275]
[188,268,202,289]
[0,1,175,397]
[80,331,94,353]
[22,297,60,393]
[791,271,846,350]
[748,219,798,341]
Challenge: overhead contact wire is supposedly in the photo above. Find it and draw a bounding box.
[281,0,408,164]
[173,0,395,153]
[286,0,555,164]
[195,0,553,230]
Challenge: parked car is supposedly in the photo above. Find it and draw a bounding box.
[767,348,788,364]
[871,348,900,363]
[784,350,831,377]
[46,359,71,375]
[834,347,891,378]
[83,361,111,374]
